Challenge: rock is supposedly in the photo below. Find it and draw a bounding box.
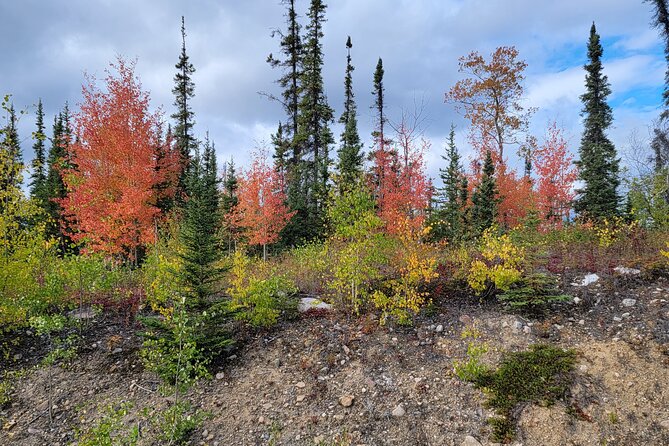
[523,325,532,335]
[391,404,406,417]
[462,435,483,446]
[459,314,473,325]
[622,298,637,307]
[435,324,444,333]
[296,381,306,389]
[573,273,599,287]
[512,320,523,333]
[573,297,582,304]
[68,307,96,320]
[660,419,669,430]
[314,435,325,444]
[298,297,333,313]
[27,427,42,435]
[613,316,622,322]
[111,348,123,355]
[215,372,225,380]
[339,395,354,407]
[614,266,641,275]
[296,395,306,403]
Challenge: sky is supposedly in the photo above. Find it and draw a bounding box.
[0,0,666,184]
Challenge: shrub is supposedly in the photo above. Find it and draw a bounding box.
[75,402,139,446]
[498,272,571,311]
[467,227,524,296]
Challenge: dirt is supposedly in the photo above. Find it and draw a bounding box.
[1,273,669,446]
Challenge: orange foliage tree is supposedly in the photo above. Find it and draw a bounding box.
[534,123,578,228]
[62,58,164,260]
[235,151,295,259]
[372,120,432,235]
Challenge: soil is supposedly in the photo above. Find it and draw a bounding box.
[1,272,669,446]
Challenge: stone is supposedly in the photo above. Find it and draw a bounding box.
[215,372,225,380]
[462,435,483,446]
[622,298,637,307]
[111,348,123,355]
[512,320,523,333]
[573,274,599,287]
[296,395,306,403]
[68,307,96,320]
[523,325,532,335]
[391,404,406,417]
[27,427,42,435]
[298,297,333,313]
[435,324,444,333]
[660,419,669,430]
[614,266,641,275]
[296,381,306,389]
[339,395,354,407]
[573,297,582,304]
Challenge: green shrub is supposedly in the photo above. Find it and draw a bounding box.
[75,402,139,446]
[498,272,571,311]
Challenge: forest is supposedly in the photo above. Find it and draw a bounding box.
[1,1,669,445]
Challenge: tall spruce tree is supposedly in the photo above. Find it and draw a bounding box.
[471,150,499,235]
[180,136,221,305]
[293,0,334,241]
[432,125,466,241]
[647,1,669,175]
[574,23,620,220]
[172,16,197,200]
[44,106,74,251]
[337,36,363,191]
[30,99,47,200]
[271,122,290,187]
[221,158,239,251]
[372,58,386,148]
[1,103,22,192]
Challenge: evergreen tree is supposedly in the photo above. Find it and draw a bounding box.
[336,36,363,191]
[292,0,334,241]
[371,58,388,150]
[172,16,197,201]
[432,125,466,241]
[574,23,621,220]
[44,106,74,251]
[221,158,240,251]
[30,99,47,200]
[271,122,290,187]
[179,137,221,305]
[1,103,22,192]
[471,150,499,235]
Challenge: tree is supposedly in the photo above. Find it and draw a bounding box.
[221,158,241,251]
[574,23,621,220]
[152,123,180,216]
[172,16,197,201]
[375,120,432,235]
[179,135,222,304]
[1,101,22,194]
[235,151,295,260]
[336,36,363,191]
[43,105,73,251]
[292,0,334,241]
[471,151,499,235]
[446,46,533,162]
[432,124,467,241]
[30,99,48,201]
[371,58,388,150]
[62,58,163,261]
[535,123,578,228]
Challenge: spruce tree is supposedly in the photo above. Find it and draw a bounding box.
[271,122,290,187]
[172,16,197,200]
[221,159,239,251]
[574,23,621,220]
[43,105,75,251]
[1,103,22,192]
[432,125,466,241]
[336,36,363,191]
[293,0,334,241]
[179,137,221,306]
[30,99,47,200]
[371,58,388,150]
[471,150,499,235]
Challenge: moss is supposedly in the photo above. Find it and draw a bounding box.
[467,344,576,442]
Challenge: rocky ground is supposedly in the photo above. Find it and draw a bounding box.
[1,271,669,446]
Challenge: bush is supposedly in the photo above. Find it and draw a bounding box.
[498,272,571,311]
[467,227,524,296]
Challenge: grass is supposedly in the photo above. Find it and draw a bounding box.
[463,343,577,442]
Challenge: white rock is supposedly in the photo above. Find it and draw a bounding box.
[298,297,333,313]
[391,404,406,417]
[462,435,483,446]
[435,324,444,333]
[622,298,637,307]
[573,273,600,287]
[573,297,582,304]
[614,266,641,275]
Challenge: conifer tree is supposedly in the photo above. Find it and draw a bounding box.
[172,16,197,200]
[221,159,240,251]
[271,122,290,187]
[432,125,466,241]
[179,138,221,305]
[471,150,499,235]
[0,99,22,200]
[44,106,73,250]
[337,36,363,191]
[371,58,387,150]
[293,0,334,241]
[574,23,620,220]
[30,99,47,201]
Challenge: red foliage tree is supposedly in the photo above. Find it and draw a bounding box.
[235,151,295,259]
[62,58,164,260]
[534,123,577,228]
[372,120,432,235]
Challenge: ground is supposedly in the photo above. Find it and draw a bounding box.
[1,273,669,446]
